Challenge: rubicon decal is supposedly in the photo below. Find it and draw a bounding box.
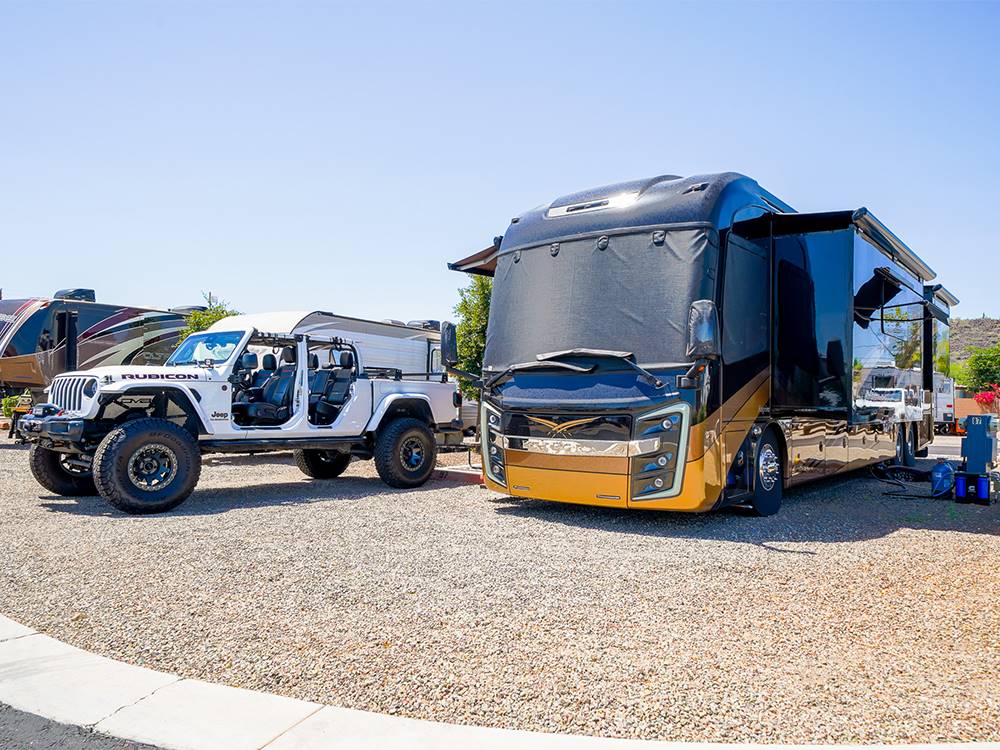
[120,373,200,380]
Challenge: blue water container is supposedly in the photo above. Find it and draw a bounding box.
[976,476,991,501]
[955,474,967,499]
[930,461,955,498]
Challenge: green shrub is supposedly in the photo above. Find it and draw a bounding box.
[2,394,21,418]
[964,344,1000,392]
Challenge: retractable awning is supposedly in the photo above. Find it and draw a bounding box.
[448,240,501,277]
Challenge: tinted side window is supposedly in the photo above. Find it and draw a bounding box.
[772,229,852,412]
[722,234,769,363]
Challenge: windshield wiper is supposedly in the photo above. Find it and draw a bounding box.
[536,348,666,389]
[483,359,594,390]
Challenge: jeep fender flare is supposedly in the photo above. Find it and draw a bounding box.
[102,383,213,435]
[364,393,434,434]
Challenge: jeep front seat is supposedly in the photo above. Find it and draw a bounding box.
[242,346,297,424]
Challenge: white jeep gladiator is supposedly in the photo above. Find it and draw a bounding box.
[17,317,462,514]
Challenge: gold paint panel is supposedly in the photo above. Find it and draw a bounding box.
[502,466,630,508]
[504,450,629,474]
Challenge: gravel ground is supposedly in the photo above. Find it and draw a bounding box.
[0,438,997,744]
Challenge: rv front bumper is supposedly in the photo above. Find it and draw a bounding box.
[16,411,86,448]
[481,401,715,511]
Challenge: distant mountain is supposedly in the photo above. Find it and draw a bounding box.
[951,317,1000,362]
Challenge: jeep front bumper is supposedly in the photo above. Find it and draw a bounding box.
[17,413,86,448]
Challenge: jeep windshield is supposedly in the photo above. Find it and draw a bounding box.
[483,227,718,371]
[166,331,244,366]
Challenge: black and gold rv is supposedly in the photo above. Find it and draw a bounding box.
[445,173,958,515]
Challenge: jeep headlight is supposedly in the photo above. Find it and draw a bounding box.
[83,379,98,398]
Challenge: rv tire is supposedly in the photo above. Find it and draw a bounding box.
[28,445,98,497]
[750,428,783,517]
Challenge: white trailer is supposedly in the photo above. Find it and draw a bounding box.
[933,372,956,434]
[215,311,444,379]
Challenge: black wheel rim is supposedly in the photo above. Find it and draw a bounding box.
[58,455,91,477]
[127,443,178,492]
[399,435,426,471]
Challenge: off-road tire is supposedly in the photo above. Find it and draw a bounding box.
[373,417,437,489]
[28,445,98,497]
[750,428,783,517]
[294,449,352,479]
[93,418,201,515]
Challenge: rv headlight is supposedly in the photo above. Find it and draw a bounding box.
[83,379,98,398]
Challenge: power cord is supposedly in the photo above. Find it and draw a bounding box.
[870,463,950,500]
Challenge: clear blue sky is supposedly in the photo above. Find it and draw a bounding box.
[2,1,997,323]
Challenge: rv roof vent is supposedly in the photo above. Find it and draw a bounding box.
[382,319,407,327]
[169,305,208,314]
[407,320,441,331]
[54,288,96,302]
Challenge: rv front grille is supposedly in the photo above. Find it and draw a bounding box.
[50,376,93,413]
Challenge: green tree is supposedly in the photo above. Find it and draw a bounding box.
[950,359,969,387]
[963,344,1000,392]
[179,292,240,342]
[453,275,491,399]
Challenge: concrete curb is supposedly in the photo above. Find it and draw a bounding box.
[0,615,988,750]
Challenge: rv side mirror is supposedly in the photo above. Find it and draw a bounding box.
[240,352,259,371]
[441,321,459,368]
[686,299,720,360]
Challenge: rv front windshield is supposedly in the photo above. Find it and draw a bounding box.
[167,331,244,366]
[483,227,718,370]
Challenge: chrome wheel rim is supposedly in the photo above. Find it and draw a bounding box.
[399,436,426,471]
[758,443,780,492]
[127,443,178,492]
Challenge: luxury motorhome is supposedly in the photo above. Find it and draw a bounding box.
[446,172,958,515]
[0,290,187,398]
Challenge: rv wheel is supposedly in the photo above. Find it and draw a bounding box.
[28,445,98,497]
[903,424,917,467]
[374,417,437,489]
[295,449,351,479]
[93,418,202,515]
[750,429,783,517]
[894,425,906,465]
